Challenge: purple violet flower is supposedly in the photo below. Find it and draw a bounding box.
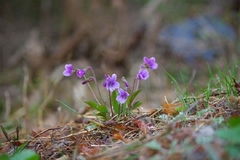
[137,69,149,80]
[116,88,129,104]
[142,57,158,70]
[103,74,120,92]
[63,64,73,77]
[76,69,86,78]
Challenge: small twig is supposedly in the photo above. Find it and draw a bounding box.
[4,91,11,120]
[0,125,11,142]
[23,65,29,120]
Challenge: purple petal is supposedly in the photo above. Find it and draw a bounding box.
[149,57,155,63]
[65,64,73,70]
[143,57,158,70]
[112,74,117,80]
[116,88,129,104]
[137,70,149,80]
[63,70,72,76]
[151,63,158,70]
[63,64,73,77]
[76,69,85,78]
[104,74,120,92]
[143,57,149,64]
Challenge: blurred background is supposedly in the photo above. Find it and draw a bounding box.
[0,0,239,130]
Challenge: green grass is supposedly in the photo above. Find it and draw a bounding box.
[168,60,240,108]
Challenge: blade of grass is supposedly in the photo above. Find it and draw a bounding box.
[56,100,79,114]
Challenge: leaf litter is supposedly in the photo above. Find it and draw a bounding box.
[1,79,240,159]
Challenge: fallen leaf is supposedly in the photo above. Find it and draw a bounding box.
[133,119,148,136]
[115,124,127,130]
[232,78,240,96]
[228,94,240,109]
[229,94,240,103]
[163,102,181,115]
[78,144,100,156]
[113,132,129,143]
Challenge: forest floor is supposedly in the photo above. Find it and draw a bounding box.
[1,58,240,160]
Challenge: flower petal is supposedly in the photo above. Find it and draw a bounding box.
[63,70,71,76]
[116,88,129,104]
[137,70,149,80]
[104,74,120,92]
[143,57,158,70]
[76,69,86,78]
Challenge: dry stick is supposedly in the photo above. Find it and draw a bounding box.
[89,126,172,160]
[21,127,62,151]
[21,117,119,151]
[4,91,11,120]
[23,65,29,121]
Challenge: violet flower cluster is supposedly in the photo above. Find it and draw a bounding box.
[62,57,158,117]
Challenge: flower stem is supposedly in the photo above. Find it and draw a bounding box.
[84,75,100,105]
[132,78,137,94]
[88,66,105,104]
[108,90,114,117]
[135,79,140,92]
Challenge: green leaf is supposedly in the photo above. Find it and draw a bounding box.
[145,140,162,151]
[85,101,99,111]
[11,149,39,160]
[131,101,142,110]
[0,154,10,160]
[85,101,108,119]
[215,126,240,144]
[228,117,240,128]
[56,100,79,115]
[226,145,240,159]
[96,112,107,120]
[97,105,108,113]
[111,90,119,114]
[121,104,127,116]
[130,89,142,103]
[13,142,28,155]
[85,101,108,113]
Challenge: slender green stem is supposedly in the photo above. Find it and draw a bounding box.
[132,78,137,94]
[87,66,105,104]
[108,90,114,117]
[135,79,140,92]
[129,77,139,110]
[84,75,100,104]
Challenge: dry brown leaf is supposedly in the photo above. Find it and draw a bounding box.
[133,119,148,136]
[232,78,240,96]
[163,102,181,115]
[78,143,100,156]
[113,132,130,143]
[229,94,240,103]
